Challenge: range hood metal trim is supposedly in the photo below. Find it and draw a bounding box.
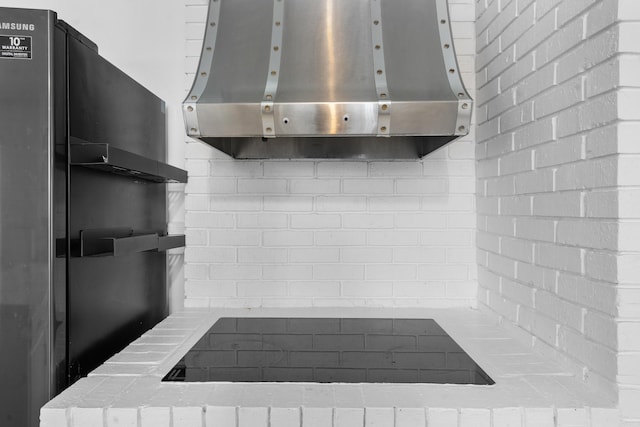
[260,0,284,138]
[371,0,392,137]
[184,0,221,138]
[191,100,460,138]
[184,0,472,159]
[435,0,472,135]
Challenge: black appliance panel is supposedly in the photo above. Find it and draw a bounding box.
[66,34,168,380]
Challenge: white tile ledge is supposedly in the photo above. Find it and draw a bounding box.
[41,406,621,427]
[41,307,621,427]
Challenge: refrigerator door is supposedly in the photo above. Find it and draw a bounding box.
[0,8,64,427]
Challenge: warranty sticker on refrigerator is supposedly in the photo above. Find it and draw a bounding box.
[0,35,32,59]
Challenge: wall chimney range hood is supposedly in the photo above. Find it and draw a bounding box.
[184,0,471,159]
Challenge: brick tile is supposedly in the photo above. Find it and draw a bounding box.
[302,408,333,427]
[238,408,268,427]
[106,408,137,427]
[364,408,394,427]
[71,408,103,427]
[205,406,237,427]
[460,408,490,427]
[395,407,425,427]
[141,407,171,427]
[173,407,203,427]
[270,408,300,427]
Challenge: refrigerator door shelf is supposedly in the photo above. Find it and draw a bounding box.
[78,228,185,257]
[70,139,187,183]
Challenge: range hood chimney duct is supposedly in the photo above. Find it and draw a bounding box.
[184,0,472,159]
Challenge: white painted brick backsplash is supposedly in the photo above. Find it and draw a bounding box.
[290,248,340,263]
[263,161,314,177]
[341,213,394,229]
[288,282,340,297]
[316,196,367,212]
[314,265,365,281]
[238,179,287,194]
[263,265,312,281]
[343,179,394,194]
[263,231,314,247]
[236,213,288,229]
[367,196,420,211]
[238,281,288,297]
[209,196,262,211]
[291,179,341,194]
[316,162,368,177]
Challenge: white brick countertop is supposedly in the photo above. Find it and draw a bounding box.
[41,308,619,427]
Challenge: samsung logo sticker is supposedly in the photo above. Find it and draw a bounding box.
[0,23,35,31]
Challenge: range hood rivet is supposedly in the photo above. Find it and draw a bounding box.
[275,21,281,26]
[271,70,277,76]
[375,44,381,50]
[440,19,446,24]
[377,69,383,75]
[462,103,469,109]
[187,106,194,112]
[380,93,387,98]
[264,105,271,112]
[458,92,465,97]
[201,72,207,76]
[273,46,279,51]
[210,22,216,27]
[380,126,387,132]
[381,104,388,111]
[444,43,450,49]
[449,68,455,74]
[266,95,273,100]
[191,96,197,100]
[374,20,380,25]
[458,125,466,131]
[266,127,273,132]
[191,128,198,132]
[206,46,212,51]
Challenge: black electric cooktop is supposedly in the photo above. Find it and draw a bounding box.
[162,317,494,385]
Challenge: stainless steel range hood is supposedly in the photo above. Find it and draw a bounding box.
[183,0,472,159]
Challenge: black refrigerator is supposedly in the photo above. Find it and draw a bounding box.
[0,7,186,427]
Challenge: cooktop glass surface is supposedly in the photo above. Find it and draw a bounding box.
[162,317,494,385]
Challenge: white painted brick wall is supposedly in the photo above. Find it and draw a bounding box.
[477,0,640,423]
[183,0,477,308]
[616,1,640,421]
